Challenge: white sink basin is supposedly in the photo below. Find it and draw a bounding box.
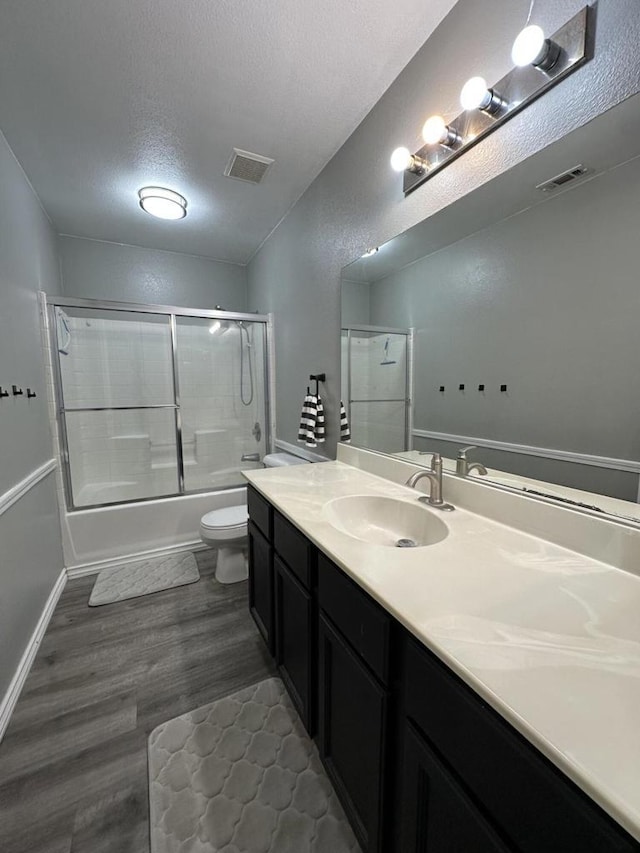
[323,495,449,548]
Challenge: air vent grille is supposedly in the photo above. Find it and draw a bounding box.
[536,164,588,192]
[224,149,274,184]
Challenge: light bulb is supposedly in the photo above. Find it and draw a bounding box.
[138,186,187,220]
[390,147,412,172]
[362,247,379,258]
[390,147,426,174]
[422,115,447,145]
[422,115,461,148]
[511,24,546,68]
[460,76,507,115]
[460,77,491,111]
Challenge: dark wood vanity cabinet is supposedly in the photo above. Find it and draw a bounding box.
[317,553,392,852]
[248,486,316,732]
[247,521,274,654]
[247,486,275,653]
[399,636,639,853]
[247,487,640,853]
[273,554,314,732]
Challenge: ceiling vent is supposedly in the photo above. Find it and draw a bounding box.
[224,148,274,184]
[536,164,588,193]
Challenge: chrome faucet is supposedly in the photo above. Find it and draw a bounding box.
[406,453,455,511]
[455,445,488,477]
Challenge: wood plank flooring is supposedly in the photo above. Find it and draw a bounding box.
[0,550,276,853]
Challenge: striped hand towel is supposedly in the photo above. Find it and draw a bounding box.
[340,401,351,443]
[298,394,324,448]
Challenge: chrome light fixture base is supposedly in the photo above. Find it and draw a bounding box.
[402,6,592,196]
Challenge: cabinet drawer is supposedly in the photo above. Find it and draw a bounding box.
[317,552,390,685]
[403,636,638,853]
[273,511,313,589]
[247,485,272,540]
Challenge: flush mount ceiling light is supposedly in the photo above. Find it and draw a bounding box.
[422,115,462,148]
[390,147,427,174]
[389,6,590,197]
[138,186,187,220]
[460,76,507,115]
[511,25,561,71]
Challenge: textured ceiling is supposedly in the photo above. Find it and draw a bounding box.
[0,0,458,264]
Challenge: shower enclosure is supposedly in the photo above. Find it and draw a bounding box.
[48,297,273,511]
[341,325,413,453]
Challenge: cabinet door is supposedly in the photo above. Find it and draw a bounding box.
[274,555,314,733]
[318,613,387,852]
[400,721,512,853]
[248,521,274,654]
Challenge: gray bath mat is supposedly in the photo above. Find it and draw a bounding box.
[89,551,200,606]
[148,677,361,853]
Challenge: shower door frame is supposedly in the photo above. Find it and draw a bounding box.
[342,324,414,452]
[47,295,275,511]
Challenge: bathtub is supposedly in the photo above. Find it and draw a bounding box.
[61,486,247,576]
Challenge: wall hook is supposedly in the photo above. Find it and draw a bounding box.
[0,387,8,398]
[27,388,37,399]
[12,385,23,396]
[309,373,326,397]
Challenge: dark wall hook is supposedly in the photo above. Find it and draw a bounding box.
[309,373,326,396]
[0,387,8,398]
[27,388,37,399]
[12,385,23,396]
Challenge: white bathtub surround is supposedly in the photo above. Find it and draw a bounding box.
[244,455,640,843]
[63,487,246,575]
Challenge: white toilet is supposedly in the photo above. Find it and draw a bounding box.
[199,452,310,584]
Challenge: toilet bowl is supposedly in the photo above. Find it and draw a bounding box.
[200,452,310,584]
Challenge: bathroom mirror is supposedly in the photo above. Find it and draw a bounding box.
[341,92,640,524]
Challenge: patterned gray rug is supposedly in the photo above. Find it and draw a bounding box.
[89,551,200,606]
[148,678,361,853]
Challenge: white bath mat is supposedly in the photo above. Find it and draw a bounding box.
[148,677,361,853]
[89,551,200,606]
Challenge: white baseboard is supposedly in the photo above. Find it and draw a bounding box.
[66,539,209,579]
[0,568,67,742]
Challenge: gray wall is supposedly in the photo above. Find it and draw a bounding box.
[341,280,370,327]
[247,0,640,457]
[0,130,64,704]
[370,154,640,463]
[59,236,248,312]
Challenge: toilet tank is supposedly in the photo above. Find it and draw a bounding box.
[263,452,310,468]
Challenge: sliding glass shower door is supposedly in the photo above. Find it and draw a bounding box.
[51,299,271,510]
[175,316,267,492]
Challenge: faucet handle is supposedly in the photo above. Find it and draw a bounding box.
[457,445,476,458]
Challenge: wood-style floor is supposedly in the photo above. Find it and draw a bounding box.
[0,550,276,853]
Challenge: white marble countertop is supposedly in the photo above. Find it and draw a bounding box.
[244,460,640,842]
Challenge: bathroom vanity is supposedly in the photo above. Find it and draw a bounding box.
[244,458,640,852]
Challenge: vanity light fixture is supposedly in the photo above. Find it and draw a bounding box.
[390,147,427,174]
[362,247,379,258]
[511,25,561,72]
[460,77,507,115]
[422,115,462,148]
[138,186,187,220]
[391,6,590,196]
